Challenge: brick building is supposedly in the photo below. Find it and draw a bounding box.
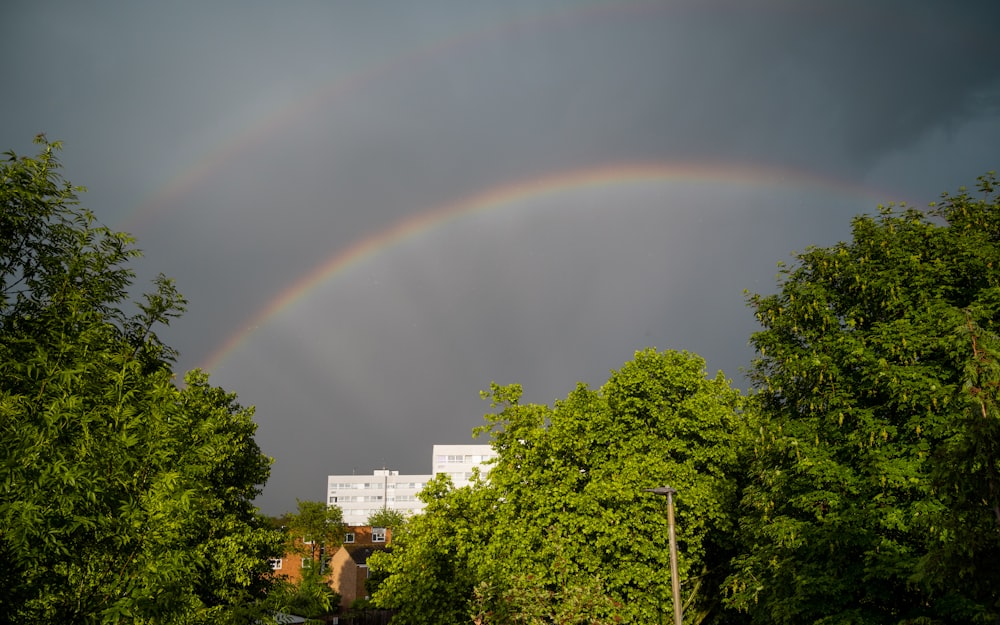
[271,525,393,611]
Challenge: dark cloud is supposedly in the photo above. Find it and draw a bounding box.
[2,0,998,514]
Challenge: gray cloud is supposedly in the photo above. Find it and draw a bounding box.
[3,0,998,514]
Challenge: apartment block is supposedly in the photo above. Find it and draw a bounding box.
[327,444,495,525]
[327,470,432,526]
[431,443,496,485]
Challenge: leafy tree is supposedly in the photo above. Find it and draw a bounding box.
[368,474,485,625]
[372,349,749,624]
[286,499,345,573]
[726,174,1000,624]
[265,565,341,623]
[265,500,344,624]
[471,567,620,625]
[366,506,406,531]
[0,138,282,624]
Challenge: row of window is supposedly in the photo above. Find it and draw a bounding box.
[331,495,418,503]
[269,532,388,570]
[435,454,493,464]
[343,530,386,543]
[329,495,385,503]
[268,557,330,571]
[342,507,420,519]
[297,532,387,545]
[329,482,427,491]
[328,482,383,489]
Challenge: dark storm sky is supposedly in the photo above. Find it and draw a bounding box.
[2,0,998,514]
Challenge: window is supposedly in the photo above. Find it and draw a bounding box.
[329,496,338,504]
[301,557,312,569]
[269,558,282,570]
[344,532,355,544]
[372,528,386,543]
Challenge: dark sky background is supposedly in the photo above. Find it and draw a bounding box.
[3,0,998,515]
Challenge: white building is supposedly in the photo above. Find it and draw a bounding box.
[431,444,496,485]
[327,469,432,526]
[327,444,495,525]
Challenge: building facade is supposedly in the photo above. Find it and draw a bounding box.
[327,444,495,525]
[270,525,393,613]
[327,470,432,526]
[329,525,392,610]
[431,443,496,485]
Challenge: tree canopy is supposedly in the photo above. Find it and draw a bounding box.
[261,500,345,621]
[285,499,345,571]
[371,349,749,624]
[725,174,1000,624]
[0,138,282,624]
[11,136,997,625]
[366,506,407,531]
[372,174,1000,625]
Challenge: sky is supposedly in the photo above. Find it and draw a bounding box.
[3,0,999,515]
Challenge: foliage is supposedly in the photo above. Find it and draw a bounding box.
[0,138,282,624]
[366,506,406,531]
[726,174,1000,624]
[371,349,749,624]
[264,564,341,621]
[285,499,345,574]
[471,569,621,625]
[368,474,484,625]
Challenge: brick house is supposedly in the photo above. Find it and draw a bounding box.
[269,536,334,585]
[329,544,389,609]
[271,525,392,610]
[329,525,392,610]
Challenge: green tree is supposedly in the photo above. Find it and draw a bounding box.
[368,474,487,625]
[360,508,404,601]
[366,506,406,532]
[265,500,343,623]
[265,566,341,623]
[372,349,749,624]
[726,174,1000,624]
[471,567,620,625]
[286,499,345,574]
[0,138,282,624]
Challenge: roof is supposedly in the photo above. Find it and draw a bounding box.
[344,544,390,565]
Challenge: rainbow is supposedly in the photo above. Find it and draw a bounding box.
[122,0,652,234]
[123,0,917,236]
[200,161,896,370]
[120,1,912,371]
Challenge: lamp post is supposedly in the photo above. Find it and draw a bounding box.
[644,486,682,625]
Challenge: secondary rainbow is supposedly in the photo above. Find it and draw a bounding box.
[122,0,652,234]
[201,161,895,371]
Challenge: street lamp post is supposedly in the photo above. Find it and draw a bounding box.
[645,486,682,625]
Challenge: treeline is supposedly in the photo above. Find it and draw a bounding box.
[0,139,284,623]
[2,138,998,624]
[368,174,1000,624]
